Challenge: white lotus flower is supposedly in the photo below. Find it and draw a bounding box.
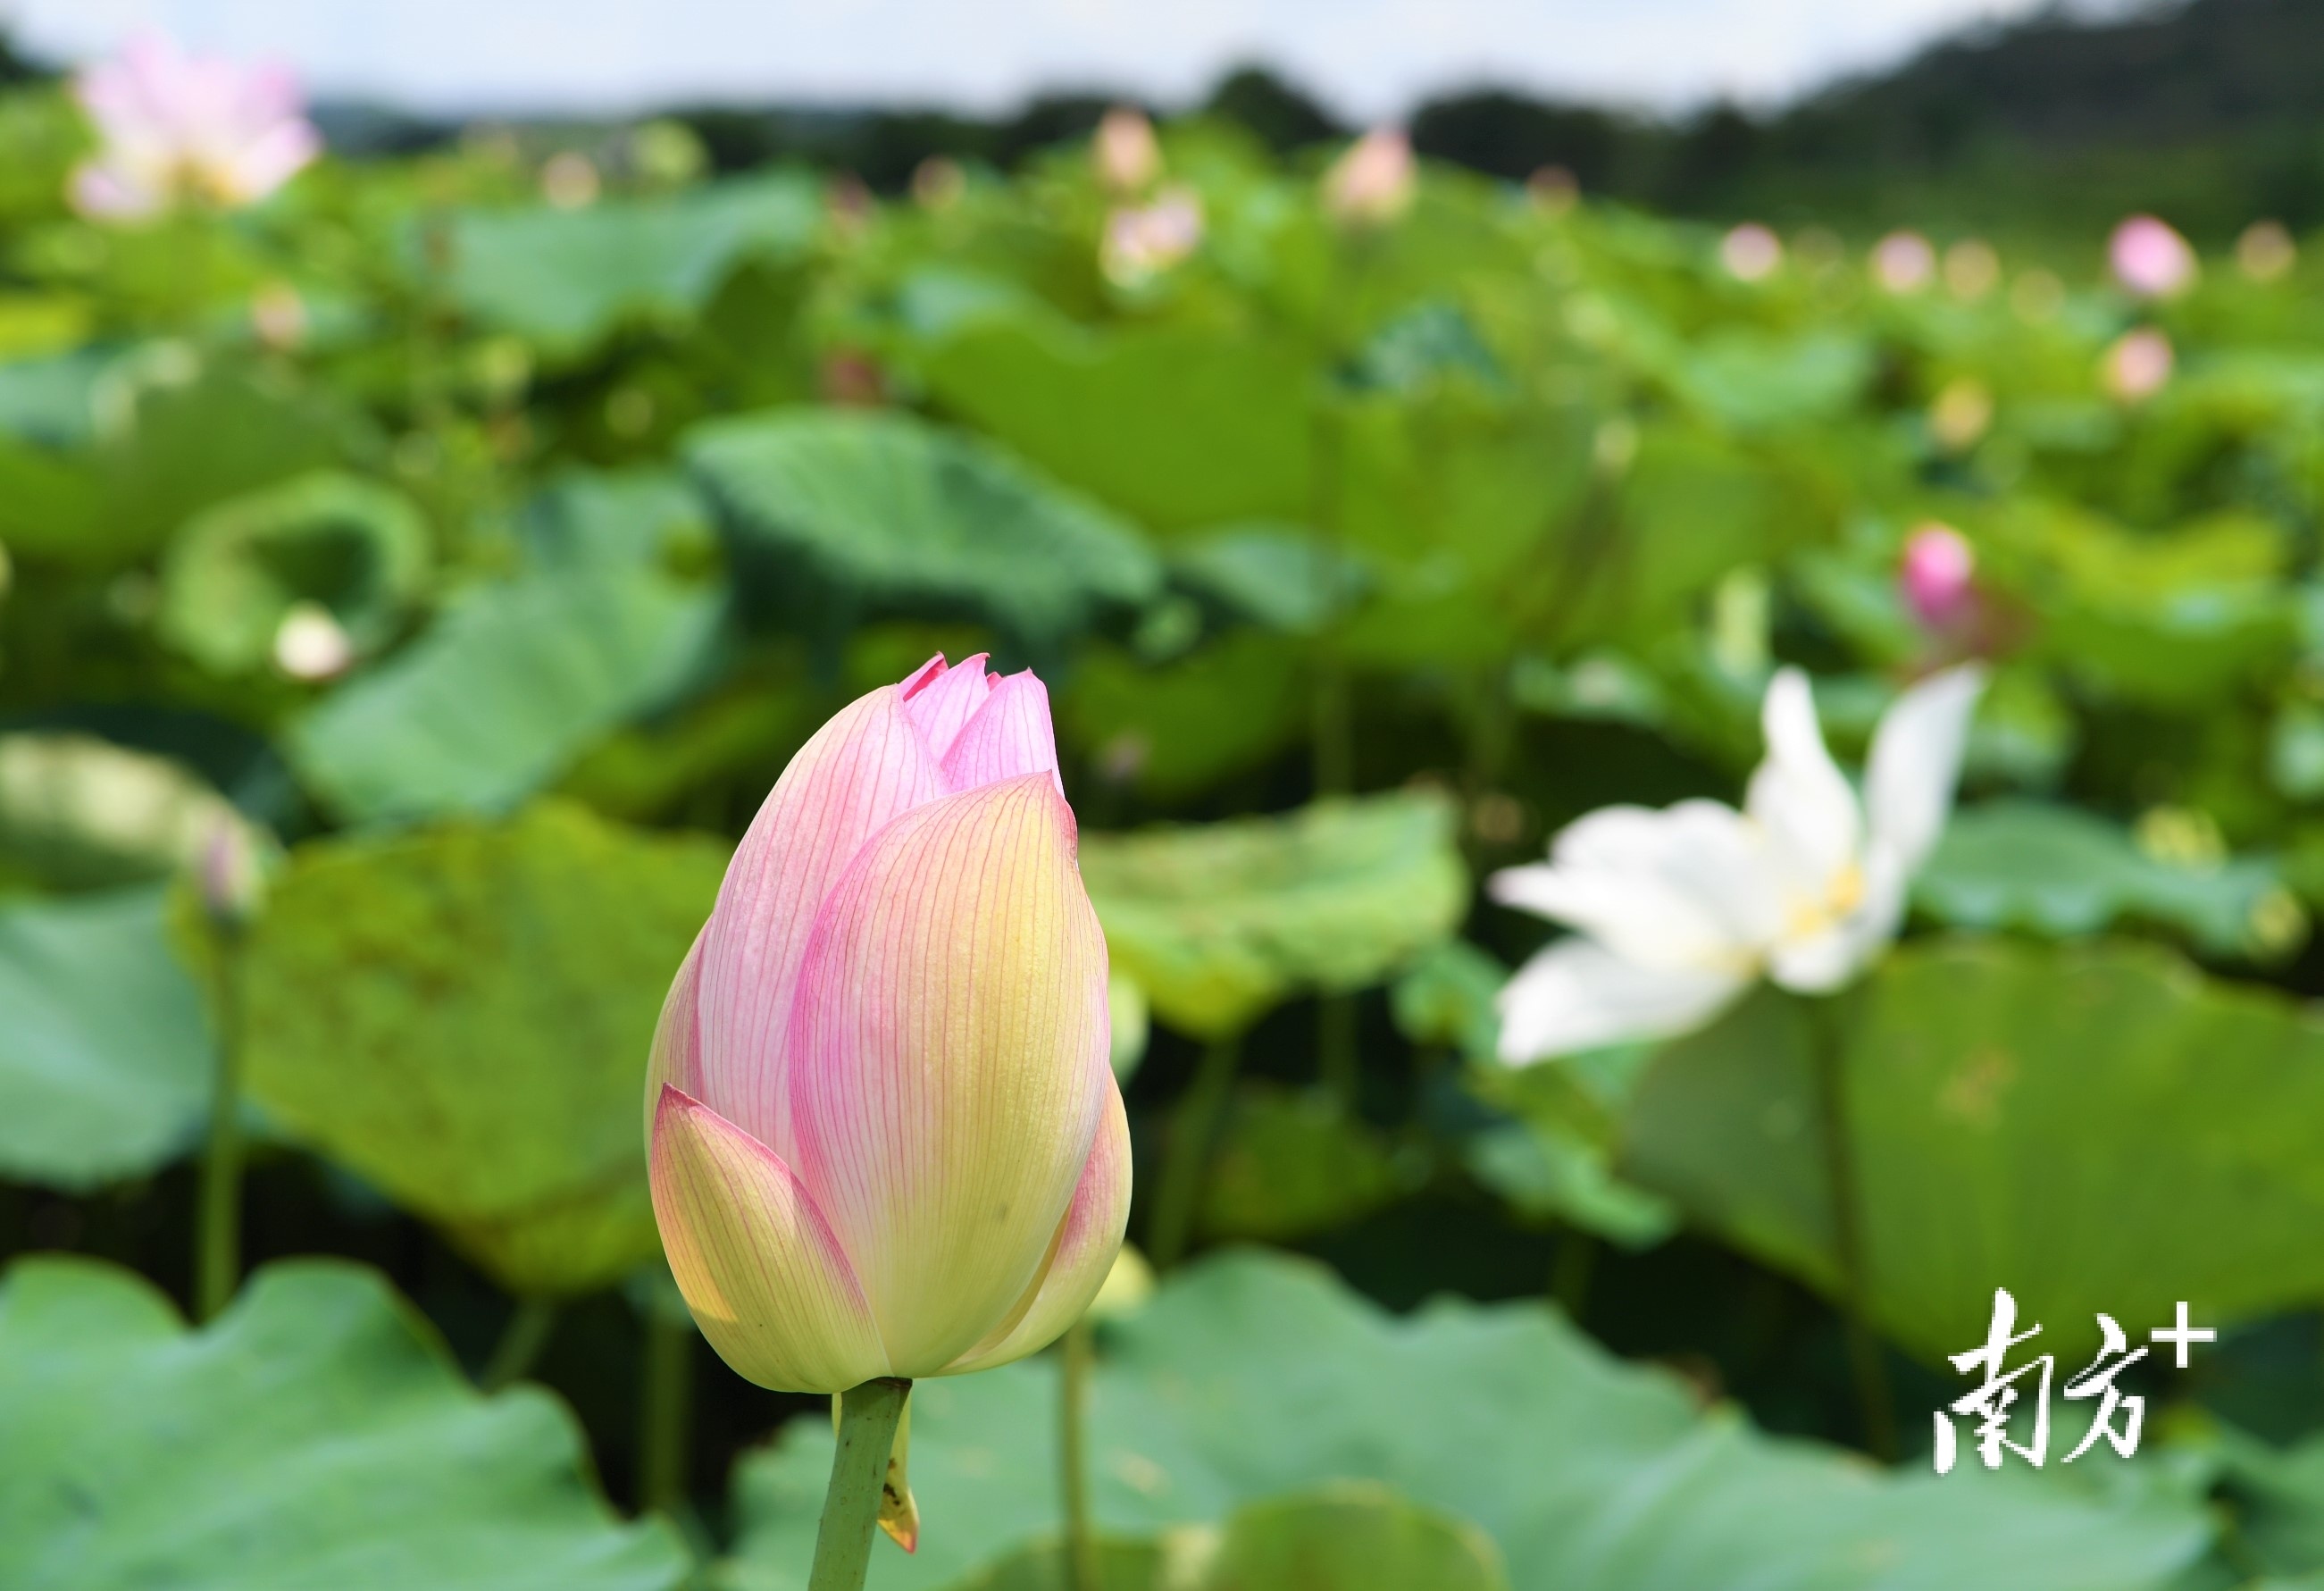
[1490,665,1985,1064]
[71,32,320,221]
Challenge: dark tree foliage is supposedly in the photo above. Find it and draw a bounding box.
[1202,64,1343,153]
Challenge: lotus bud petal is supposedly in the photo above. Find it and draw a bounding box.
[647,656,1124,1394]
[1324,127,1414,228]
[2111,214,2197,299]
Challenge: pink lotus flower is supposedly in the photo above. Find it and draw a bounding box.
[1101,187,1203,285]
[2102,327,2175,402]
[647,655,1128,1398]
[2110,214,2197,299]
[70,32,321,221]
[1323,126,1415,227]
[1093,106,1160,193]
[1901,523,1977,630]
[1871,230,1935,293]
[1720,222,1782,281]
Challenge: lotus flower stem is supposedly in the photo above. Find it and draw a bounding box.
[1551,1228,1597,1324]
[1058,1318,1099,1591]
[193,933,247,1322]
[1808,993,1897,1461]
[1317,992,1359,1106]
[481,1298,558,1392]
[1148,1031,1242,1269]
[637,1307,694,1517]
[810,1377,913,1591]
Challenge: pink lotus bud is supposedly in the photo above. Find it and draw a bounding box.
[2102,327,2174,402]
[1720,222,1782,281]
[2110,214,2197,299]
[1101,187,1203,285]
[70,30,321,222]
[1871,230,1935,293]
[196,814,268,931]
[1323,127,1415,228]
[1901,523,1977,630]
[1093,106,1160,193]
[647,655,1128,1396]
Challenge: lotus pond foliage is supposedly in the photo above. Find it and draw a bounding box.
[11,37,2324,1591]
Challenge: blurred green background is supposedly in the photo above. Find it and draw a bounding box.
[12,4,2324,1588]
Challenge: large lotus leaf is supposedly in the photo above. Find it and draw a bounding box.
[0,732,244,888]
[1058,632,1309,800]
[290,567,723,824]
[722,1250,2209,1591]
[0,1255,687,1590]
[0,344,106,447]
[1991,506,2295,708]
[687,407,1160,641]
[0,887,211,1191]
[919,315,1312,534]
[1676,330,1875,435]
[159,471,432,675]
[1918,801,2292,959]
[1622,940,2324,1367]
[949,1486,1507,1591]
[440,172,821,355]
[1081,791,1467,1039]
[49,364,357,568]
[1197,1084,1409,1243]
[231,803,727,1294]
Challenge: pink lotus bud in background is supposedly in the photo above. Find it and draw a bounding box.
[70,31,320,221]
[2239,220,2296,282]
[1901,523,1977,630]
[1720,222,1782,281]
[2102,327,2175,402]
[2110,214,2197,299]
[196,813,268,932]
[647,654,1128,1403]
[1093,106,1160,193]
[1871,230,1935,293]
[1101,187,1203,285]
[1323,126,1415,227]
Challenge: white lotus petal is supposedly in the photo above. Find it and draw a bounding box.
[1490,800,1778,972]
[1744,668,1862,903]
[1865,664,1987,872]
[1494,937,1749,1065]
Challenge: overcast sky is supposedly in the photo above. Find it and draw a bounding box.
[3,0,2069,119]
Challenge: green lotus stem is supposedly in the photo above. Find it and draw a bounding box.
[481,1298,559,1393]
[638,1306,694,1517]
[1317,992,1360,1105]
[1148,1031,1243,1269]
[1808,993,1897,1461]
[810,1377,913,1591]
[1059,1318,1099,1591]
[1551,1228,1597,1325]
[193,934,246,1323]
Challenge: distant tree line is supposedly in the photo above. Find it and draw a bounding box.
[8,0,2320,240]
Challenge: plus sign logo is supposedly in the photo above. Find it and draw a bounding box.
[1934,1292,2217,1473]
[2150,1301,2215,1369]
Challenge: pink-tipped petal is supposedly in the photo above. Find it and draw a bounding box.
[903,652,993,763]
[642,930,707,1136]
[225,117,321,203]
[942,1071,1132,1375]
[693,683,947,1157]
[940,670,1061,794]
[650,1086,890,1394]
[786,775,1110,1375]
